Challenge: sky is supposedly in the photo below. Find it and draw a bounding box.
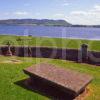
[0,0,100,25]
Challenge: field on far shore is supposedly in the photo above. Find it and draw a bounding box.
[0,35,100,51]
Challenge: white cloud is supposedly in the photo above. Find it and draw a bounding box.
[53,13,66,19]
[62,2,69,6]
[70,4,100,16]
[0,11,32,19]
[68,4,100,25]
[13,11,29,16]
[70,11,87,16]
[94,5,100,11]
[54,13,64,17]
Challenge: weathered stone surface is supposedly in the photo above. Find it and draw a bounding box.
[23,63,93,97]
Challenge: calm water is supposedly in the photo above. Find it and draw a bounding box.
[0,25,100,40]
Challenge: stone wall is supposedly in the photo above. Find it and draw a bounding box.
[0,46,100,65]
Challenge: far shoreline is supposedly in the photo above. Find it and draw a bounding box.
[0,34,100,41]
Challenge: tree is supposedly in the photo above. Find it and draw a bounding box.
[3,40,13,56]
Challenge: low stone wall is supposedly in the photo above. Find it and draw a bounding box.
[0,46,79,60]
[0,46,100,65]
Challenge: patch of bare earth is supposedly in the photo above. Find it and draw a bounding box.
[75,86,92,100]
[0,59,22,64]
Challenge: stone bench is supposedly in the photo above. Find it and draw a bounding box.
[23,63,93,98]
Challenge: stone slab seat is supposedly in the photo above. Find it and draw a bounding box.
[23,63,93,98]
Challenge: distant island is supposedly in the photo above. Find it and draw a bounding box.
[0,19,71,26]
[0,19,100,27]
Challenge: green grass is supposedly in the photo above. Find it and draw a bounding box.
[0,35,100,99]
[0,56,100,100]
[0,56,49,100]
[0,35,100,51]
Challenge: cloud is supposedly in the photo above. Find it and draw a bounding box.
[62,2,69,6]
[53,13,66,19]
[68,4,100,25]
[0,11,31,19]
[70,4,100,16]
[13,11,29,16]
[54,13,65,17]
[70,11,87,16]
[94,5,100,11]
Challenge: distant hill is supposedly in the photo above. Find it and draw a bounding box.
[0,19,100,27]
[0,19,72,26]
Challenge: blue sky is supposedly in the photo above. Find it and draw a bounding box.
[0,0,100,25]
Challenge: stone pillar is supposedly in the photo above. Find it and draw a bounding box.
[81,44,88,62]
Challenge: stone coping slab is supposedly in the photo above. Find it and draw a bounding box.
[23,63,93,97]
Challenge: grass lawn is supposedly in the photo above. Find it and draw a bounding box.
[0,35,100,100]
[0,56,100,100]
[0,35,100,51]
